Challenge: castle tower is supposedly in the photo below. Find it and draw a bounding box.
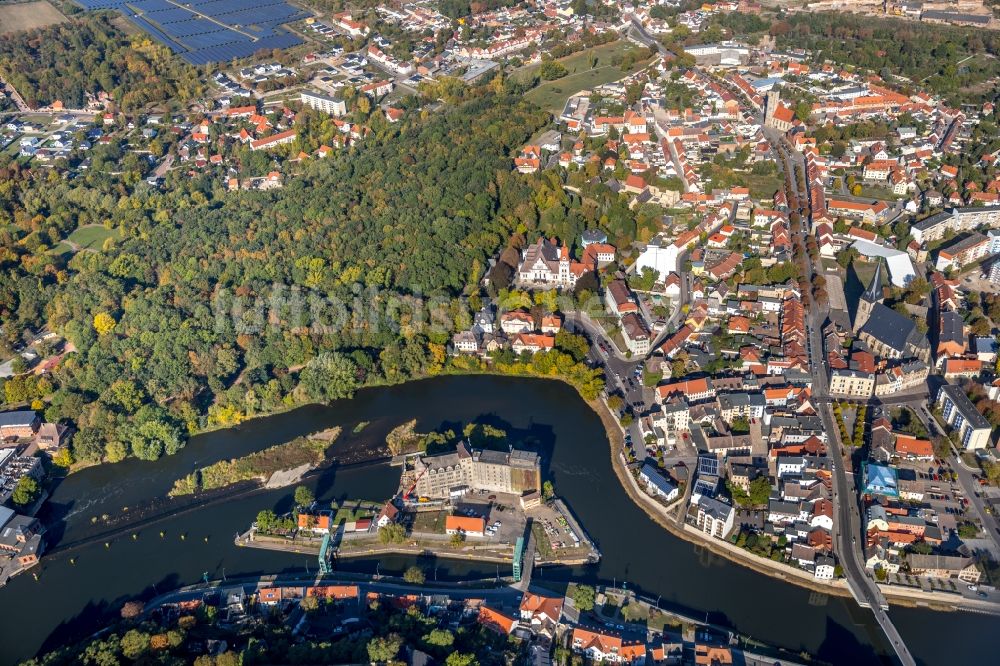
[853,260,884,333]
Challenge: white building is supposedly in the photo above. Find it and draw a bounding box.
[300,90,347,117]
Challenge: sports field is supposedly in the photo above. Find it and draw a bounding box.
[0,1,66,33]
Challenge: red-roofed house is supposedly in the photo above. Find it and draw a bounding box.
[572,627,646,663]
[479,605,518,634]
[519,592,563,626]
[894,435,933,460]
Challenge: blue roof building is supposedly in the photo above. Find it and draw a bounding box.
[863,462,899,498]
[639,463,679,501]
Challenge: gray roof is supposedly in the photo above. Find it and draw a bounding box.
[0,411,38,428]
[698,495,733,521]
[938,232,988,257]
[907,554,976,571]
[939,311,964,345]
[859,303,925,354]
[912,210,951,232]
[921,10,991,25]
[939,384,992,430]
[768,500,801,515]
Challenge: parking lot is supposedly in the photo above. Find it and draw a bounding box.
[451,492,528,544]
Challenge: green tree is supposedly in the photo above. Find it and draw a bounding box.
[294,485,315,507]
[255,509,277,533]
[379,522,406,544]
[120,629,150,660]
[445,653,478,666]
[571,584,596,611]
[554,330,590,362]
[403,565,426,584]
[367,634,403,663]
[11,476,39,506]
[105,440,128,463]
[539,60,568,80]
[298,353,358,402]
[424,628,454,647]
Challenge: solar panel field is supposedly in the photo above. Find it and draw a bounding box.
[74,0,310,65]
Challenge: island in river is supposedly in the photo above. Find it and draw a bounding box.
[0,376,995,665]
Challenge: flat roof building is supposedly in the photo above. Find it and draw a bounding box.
[937,383,993,450]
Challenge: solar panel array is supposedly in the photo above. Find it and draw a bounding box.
[75,0,310,65]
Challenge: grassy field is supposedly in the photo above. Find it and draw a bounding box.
[513,41,637,83]
[68,225,117,251]
[48,242,73,256]
[332,504,376,524]
[0,1,66,33]
[515,41,654,113]
[411,510,447,534]
[745,173,784,199]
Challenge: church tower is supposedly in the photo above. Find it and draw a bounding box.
[853,260,884,333]
[764,89,780,128]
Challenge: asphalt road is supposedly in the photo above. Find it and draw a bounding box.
[144,573,521,614]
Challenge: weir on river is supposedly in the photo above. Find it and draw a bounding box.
[0,376,994,665]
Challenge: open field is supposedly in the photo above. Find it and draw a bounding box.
[410,509,447,534]
[0,1,66,33]
[513,41,654,112]
[513,40,638,83]
[526,65,645,112]
[67,224,117,251]
[745,173,784,199]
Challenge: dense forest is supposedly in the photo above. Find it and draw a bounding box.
[0,91,550,464]
[0,12,205,110]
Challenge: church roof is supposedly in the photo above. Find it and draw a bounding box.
[859,303,924,354]
[862,260,884,303]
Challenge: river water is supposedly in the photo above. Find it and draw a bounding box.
[0,376,990,665]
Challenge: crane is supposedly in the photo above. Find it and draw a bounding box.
[403,466,427,501]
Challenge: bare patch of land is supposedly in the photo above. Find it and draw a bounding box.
[0,1,66,34]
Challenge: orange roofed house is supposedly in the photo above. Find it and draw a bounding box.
[894,434,934,461]
[297,512,331,534]
[445,514,486,537]
[694,644,733,665]
[478,605,519,634]
[519,592,564,627]
[306,584,359,601]
[572,627,646,663]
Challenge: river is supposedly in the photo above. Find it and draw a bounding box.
[0,376,991,665]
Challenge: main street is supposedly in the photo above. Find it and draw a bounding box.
[773,108,917,664]
[807,306,916,666]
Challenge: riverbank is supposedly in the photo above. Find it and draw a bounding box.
[588,394,855,599]
[589,395,1000,614]
[4,374,998,666]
